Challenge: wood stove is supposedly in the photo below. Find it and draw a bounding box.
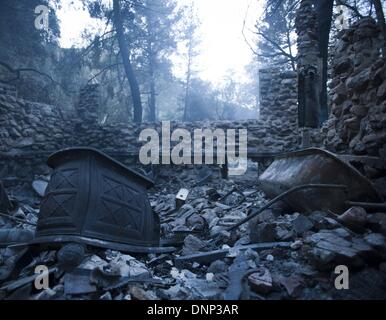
[31,147,171,253]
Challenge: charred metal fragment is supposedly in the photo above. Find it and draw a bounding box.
[258,148,383,214]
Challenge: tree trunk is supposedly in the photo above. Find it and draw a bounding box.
[372,0,386,56]
[148,56,156,122]
[183,64,191,121]
[146,11,157,122]
[314,0,334,123]
[183,40,193,122]
[113,0,142,123]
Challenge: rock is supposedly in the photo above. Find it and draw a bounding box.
[364,233,386,251]
[377,80,386,100]
[64,270,97,295]
[351,105,368,117]
[182,235,207,256]
[159,284,189,300]
[248,268,273,294]
[346,68,370,92]
[305,229,374,269]
[32,180,48,197]
[186,213,206,231]
[332,82,347,104]
[250,222,277,243]
[185,278,223,299]
[293,215,314,235]
[344,116,360,130]
[277,274,305,298]
[308,211,340,230]
[79,255,108,270]
[99,291,112,300]
[257,209,276,223]
[266,254,274,262]
[275,224,295,240]
[332,268,386,300]
[206,273,214,281]
[0,229,34,246]
[207,260,228,274]
[315,217,341,230]
[363,132,386,145]
[367,212,386,234]
[334,58,352,75]
[308,211,328,224]
[16,137,34,147]
[57,243,85,271]
[129,286,158,300]
[333,228,351,239]
[107,253,150,278]
[291,240,303,250]
[338,207,367,230]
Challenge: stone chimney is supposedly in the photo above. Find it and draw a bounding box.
[76,84,100,125]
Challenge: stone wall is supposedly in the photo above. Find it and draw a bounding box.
[324,17,386,159]
[0,75,304,181]
[0,82,17,98]
[258,68,300,149]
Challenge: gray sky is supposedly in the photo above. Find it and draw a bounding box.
[56,0,263,85]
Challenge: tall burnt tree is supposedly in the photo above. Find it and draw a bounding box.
[81,0,185,123]
[113,0,143,123]
[313,0,334,122]
[139,0,182,122]
[182,4,200,122]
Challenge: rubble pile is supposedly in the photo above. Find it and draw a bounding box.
[1,164,385,300]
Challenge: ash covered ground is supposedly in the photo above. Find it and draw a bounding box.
[1,162,386,300]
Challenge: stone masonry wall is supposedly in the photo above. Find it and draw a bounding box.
[324,17,386,159]
[258,68,302,148]
[0,82,302,181]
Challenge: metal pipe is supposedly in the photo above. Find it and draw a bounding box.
[345,201,386,210]
[226,184,347,231]
[0,211,37,226]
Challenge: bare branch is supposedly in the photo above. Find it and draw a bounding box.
[242,4,259,55]
[86,63,123,84]
[254,31,295,60]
